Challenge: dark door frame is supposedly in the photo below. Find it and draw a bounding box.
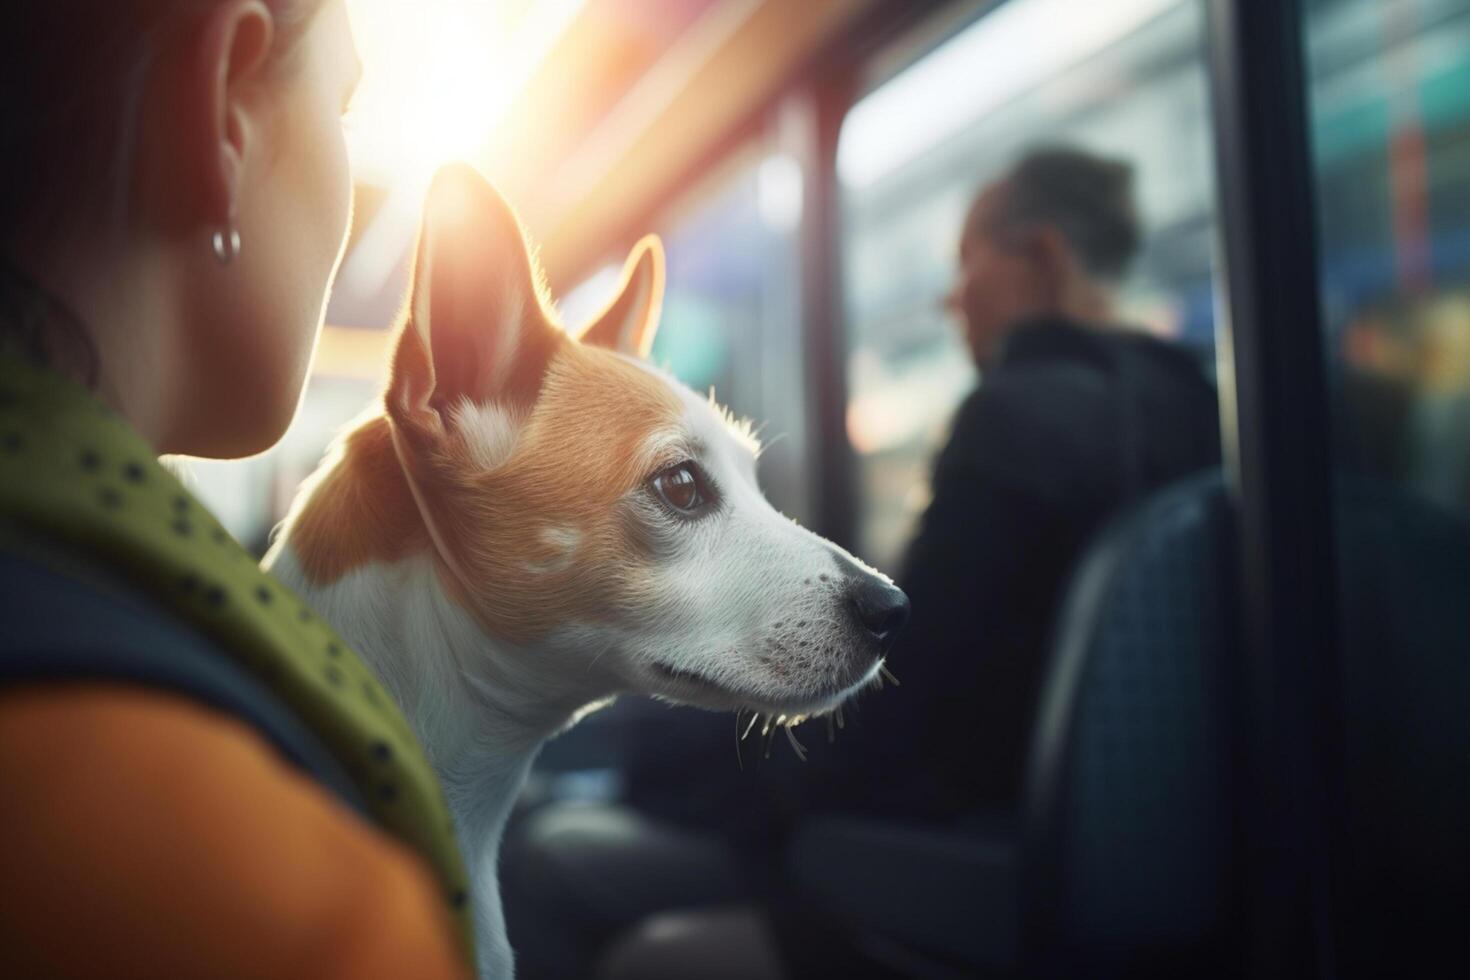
[799,0,962,550]
[1206,0,1345,976]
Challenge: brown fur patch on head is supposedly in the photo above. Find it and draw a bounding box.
[285,339,684,641]
[287,414,433,584]
[410,340,684,645]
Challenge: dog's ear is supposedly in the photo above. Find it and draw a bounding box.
[386,164,561,441]
[575,235,664,359]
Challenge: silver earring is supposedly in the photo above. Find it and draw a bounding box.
[212,224,241,265]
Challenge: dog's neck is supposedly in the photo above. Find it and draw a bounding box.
[267,418,615,977]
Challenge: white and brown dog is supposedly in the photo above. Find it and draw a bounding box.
[266,165,908,978]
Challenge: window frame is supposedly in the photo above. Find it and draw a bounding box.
[1206,1,1345,975]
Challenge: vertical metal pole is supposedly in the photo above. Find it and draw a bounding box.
[792,0,963,553]
[799,70,859,550]
[1205,0,1344,976]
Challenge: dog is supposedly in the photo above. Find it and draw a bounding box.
[265,165,909,978]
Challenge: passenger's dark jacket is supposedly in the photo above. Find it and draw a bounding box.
[850,314,1222,817]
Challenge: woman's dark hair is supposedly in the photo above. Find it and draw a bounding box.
[0,0,326,382]
[972,145,1142,282]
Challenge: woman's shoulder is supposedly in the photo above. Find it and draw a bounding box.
[0,681,470,980]
[0,526,368,815]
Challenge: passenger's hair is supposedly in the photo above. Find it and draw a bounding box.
[0,0,327,382]
[974,146,1141,282]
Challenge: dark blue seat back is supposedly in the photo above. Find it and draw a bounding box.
[1021,472,1237,977]
[1020,470,1470,976]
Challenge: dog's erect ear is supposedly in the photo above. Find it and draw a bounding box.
[575,235,664,359]
[386,164,560,438]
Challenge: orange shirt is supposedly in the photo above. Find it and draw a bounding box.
[0,684,471,979]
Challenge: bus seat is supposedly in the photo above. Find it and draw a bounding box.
[1021,470,1470,976]
[1020,471,1237,978]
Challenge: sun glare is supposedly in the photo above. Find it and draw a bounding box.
[344,0,585,193]
[329,0,586,323]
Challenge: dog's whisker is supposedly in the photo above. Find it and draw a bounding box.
[757,430,790,458]
[742,712,761,741]
[784,724,808,763]
[735,710,745,771]
[586,644,611,673]
[836,705,845,729]
[879,664,901,687]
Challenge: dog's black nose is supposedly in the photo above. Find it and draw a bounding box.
[846,576,910,651]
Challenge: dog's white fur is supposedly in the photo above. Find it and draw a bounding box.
[266,168,901,978]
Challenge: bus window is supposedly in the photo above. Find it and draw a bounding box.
[838,0,1220,572]
[1301,0,1470,970]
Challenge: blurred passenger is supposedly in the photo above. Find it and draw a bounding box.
[502,147,1222,979]
[874,146,1223,813]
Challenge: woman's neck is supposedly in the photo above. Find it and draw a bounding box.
[3,239,180,451]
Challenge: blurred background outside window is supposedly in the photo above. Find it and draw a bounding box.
[1306,0,1470,515]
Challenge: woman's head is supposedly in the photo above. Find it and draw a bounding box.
[1,0,361,457]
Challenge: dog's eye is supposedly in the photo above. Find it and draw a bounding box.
[651,463,707,514]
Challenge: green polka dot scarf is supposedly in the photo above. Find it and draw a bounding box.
[0,351,475,964]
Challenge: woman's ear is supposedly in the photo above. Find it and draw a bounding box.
[575,236,665,359]
[184,1,276,230]
[386,163,562,441]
